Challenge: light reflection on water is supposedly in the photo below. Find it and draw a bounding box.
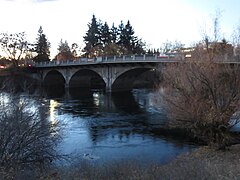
[46,89,197,165]
[49,100,59,124]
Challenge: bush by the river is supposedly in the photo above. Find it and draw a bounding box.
[0,93,61,179]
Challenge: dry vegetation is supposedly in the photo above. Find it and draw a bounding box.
[0,94,61,180]
[3,144,238,180]
[157,41,240,150]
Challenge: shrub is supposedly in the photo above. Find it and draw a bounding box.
[158,45,240,150]
[0,94,61,177]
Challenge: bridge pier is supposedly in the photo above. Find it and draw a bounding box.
[65,82,69,89]
[64,69,71,89]
[106,84,112,93]
[104,65,114,93]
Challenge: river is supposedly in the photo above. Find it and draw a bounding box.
[0,88,197,166]
[43,88,197,165]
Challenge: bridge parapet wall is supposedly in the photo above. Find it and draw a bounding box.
[33,54,179,68]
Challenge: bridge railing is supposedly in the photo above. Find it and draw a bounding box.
[33,54,179,67]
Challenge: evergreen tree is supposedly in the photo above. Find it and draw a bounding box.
[133,39,146,54]
[117,20,145,54]
[117,21,125,46]
[71,43,79,58]
[100,22,111,46]
[56,39,74,60]
[147,49,152,55]
[110,23,118,43]
[33,26,50,62]
[83,16,146,56]
[83,15,101,57]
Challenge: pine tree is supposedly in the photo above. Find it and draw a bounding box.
[118,20,143,54]
[133,39,146,54]
[33,26,50,62]
[71,43,79,58]
[83,16,146,56]
[124,20,136,53]
[117,21,125,46]
[56,39,74,60]
[83,15,101,57]
[110,23,118,43]
[100,22,111,46]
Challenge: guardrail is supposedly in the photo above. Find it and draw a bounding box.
[33,54,179,67]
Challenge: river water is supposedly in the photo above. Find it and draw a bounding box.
[43,88,197,165]
[0,88,197,166]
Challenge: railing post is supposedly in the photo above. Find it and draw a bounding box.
[132,55,135,60]
[123,55,125,61]
[143,54,146,61]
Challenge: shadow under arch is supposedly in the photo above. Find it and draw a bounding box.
[43,70,65,98]
[111,91,142,113]
[112,68,154,92]
[43,70,65,86]
[69,69,105,89]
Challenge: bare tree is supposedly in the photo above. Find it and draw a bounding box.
[0,32,30,68]
[158,46,240,150]
[232,23,240,60]
[213,10,222,41]
[200,9,223,53]
[0,93,61,176]
[160,40,184,54]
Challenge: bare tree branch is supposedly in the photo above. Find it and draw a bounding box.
[158,44,240,150]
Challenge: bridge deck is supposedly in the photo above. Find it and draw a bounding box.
[33,55,179,68]
[32,54,240,68]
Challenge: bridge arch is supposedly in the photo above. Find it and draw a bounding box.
[69,69,106,89]
[112,67,153,92]
[43,70,65,86]
[36,59,164,92]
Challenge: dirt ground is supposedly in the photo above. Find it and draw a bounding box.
[2,145,240,180]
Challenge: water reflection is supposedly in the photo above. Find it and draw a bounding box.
[58,89,146,116]
[50,100,58,121]
[44,85,65,98]
[43,88,196,164]
[93,92,100,107]
[0,87,198,166]
[49,100,60,134]
[111,91,141,113]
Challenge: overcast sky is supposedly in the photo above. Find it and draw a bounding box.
[0,0,240,57]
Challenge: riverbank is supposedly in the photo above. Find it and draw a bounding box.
[154,144,240,179]
[10,144,238,180]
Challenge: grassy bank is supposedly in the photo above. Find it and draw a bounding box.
[2,144,240,180]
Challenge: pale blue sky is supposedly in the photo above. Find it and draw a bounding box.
[0,0,240,57]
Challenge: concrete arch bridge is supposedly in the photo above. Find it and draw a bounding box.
[33,55,178,92]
